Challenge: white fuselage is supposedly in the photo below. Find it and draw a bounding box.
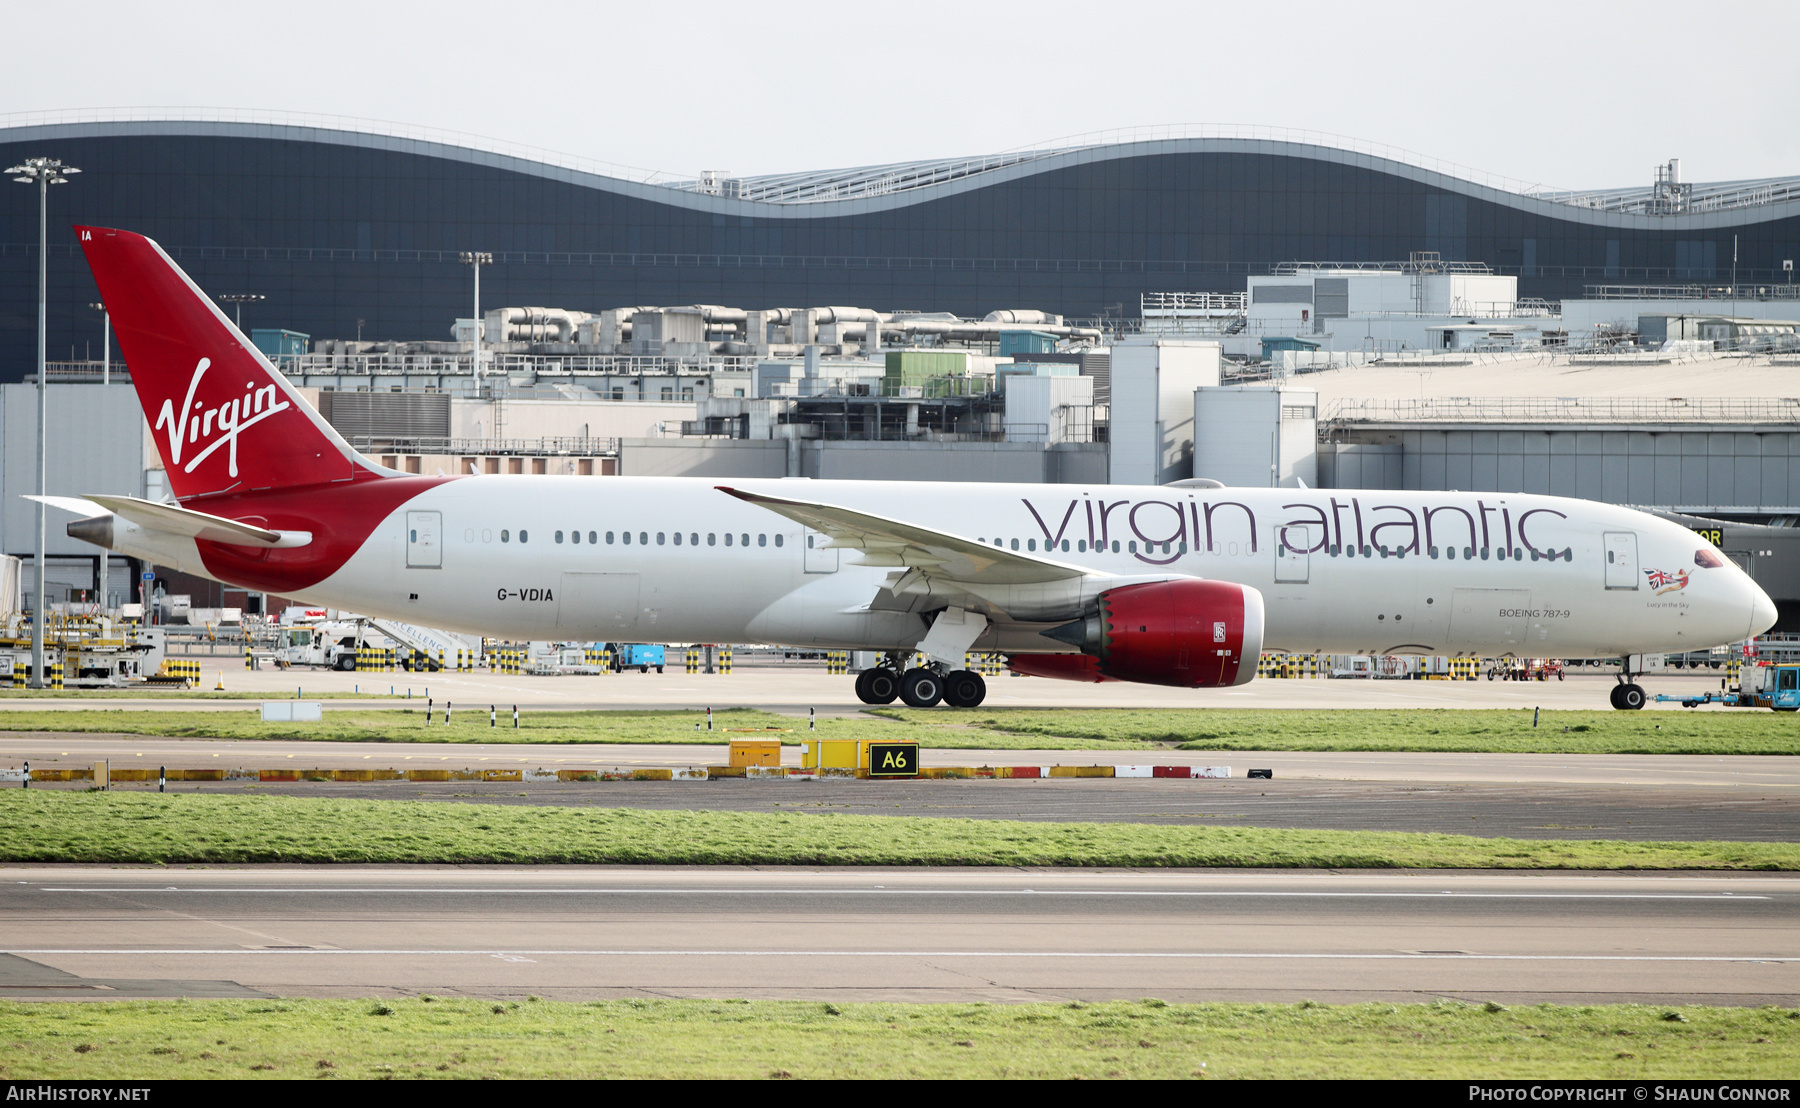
[129,477,1771,660]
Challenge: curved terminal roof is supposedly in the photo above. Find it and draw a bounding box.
[3,112,1796,230]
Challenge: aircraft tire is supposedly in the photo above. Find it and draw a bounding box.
[899,668,944,708]
[1608,683,1626,710]
[941,670,986,708]
[1618,683,1647,711]
[856,668,900,705]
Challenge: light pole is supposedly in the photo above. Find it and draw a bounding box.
[217,293,265,332]
[88,303,110,617]
[89,302,109,386]
[7,157,79,687]
[460,252,492,386]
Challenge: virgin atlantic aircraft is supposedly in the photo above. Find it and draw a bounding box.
[41,226,1776,710]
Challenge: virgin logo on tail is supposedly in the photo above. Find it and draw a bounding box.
[153,357,292,478]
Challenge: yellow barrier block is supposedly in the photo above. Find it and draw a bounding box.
[705,766,748,778]
[919,767,974,779]
[801,739,862,769]
[1049,766,1114,778]
[407,770,452,782]
[728,739,783,768]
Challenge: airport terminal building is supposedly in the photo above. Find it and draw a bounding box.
[3,117,1799,375]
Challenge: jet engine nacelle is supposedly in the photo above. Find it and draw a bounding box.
[1005,653,1114,682]
[1041,578,1265,688]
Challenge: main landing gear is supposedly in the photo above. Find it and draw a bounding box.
[1610,657,1647,710]
[853,653,987,708]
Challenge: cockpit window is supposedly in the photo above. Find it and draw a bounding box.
[1695,547,1727,569]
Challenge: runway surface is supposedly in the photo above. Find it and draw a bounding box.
[2,867,1793,1006]
[0,669,1737,713]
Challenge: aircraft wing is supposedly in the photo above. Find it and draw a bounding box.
[716,486,1097,586]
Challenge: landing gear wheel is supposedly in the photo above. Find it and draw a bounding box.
[856,668,901,705]
[1612,683,1646,710]
[899,667,944,708]
[941,670,987,708]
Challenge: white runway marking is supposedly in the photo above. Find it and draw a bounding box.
[4,949,1794,962]
[34,886,1773,900]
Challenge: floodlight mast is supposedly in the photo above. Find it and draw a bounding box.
[217,292,266,331]
[6,158,78,687]
[460,251,492,386]
[89,301,110,616]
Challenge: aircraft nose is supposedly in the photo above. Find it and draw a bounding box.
[1749,582,1778,639]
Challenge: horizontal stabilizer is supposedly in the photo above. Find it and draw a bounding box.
[78,494,312,549]
[22,494,109,518]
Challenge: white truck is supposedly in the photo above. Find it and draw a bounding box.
[274,608,476,671]
[278,618,389,671]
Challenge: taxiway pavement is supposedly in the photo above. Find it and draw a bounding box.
[2,867,1792,1006]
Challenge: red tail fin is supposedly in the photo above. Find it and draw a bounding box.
[74,226,387,500]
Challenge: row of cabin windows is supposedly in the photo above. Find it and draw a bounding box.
[975,535,1573,563]
[980,537,1184,555]
[1278,543,1574,562]
[472,529,782,548]
[560,530,779,548]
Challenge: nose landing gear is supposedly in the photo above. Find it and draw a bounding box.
[1611,656,1646,710]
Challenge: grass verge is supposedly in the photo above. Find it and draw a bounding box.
[0,707,1144,749]
[3,996,1795,1079]
[875,707,1800,756]
[1,791,1794,869]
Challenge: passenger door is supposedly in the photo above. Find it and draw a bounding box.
[1275,524,1312,584]
[1603,531,1639,589]
[406,511,442,568]
[803,530,839,574]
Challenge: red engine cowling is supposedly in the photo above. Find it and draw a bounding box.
[1032,579,1265,688]
[1005,653,1115,682]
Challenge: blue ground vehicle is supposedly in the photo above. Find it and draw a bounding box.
[607,643,665,674]
[1654,662,1800,712]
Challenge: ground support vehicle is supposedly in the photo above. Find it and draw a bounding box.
[1487,658,1564,681]
[608,644,666,673]
[1654,661,1800,711]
